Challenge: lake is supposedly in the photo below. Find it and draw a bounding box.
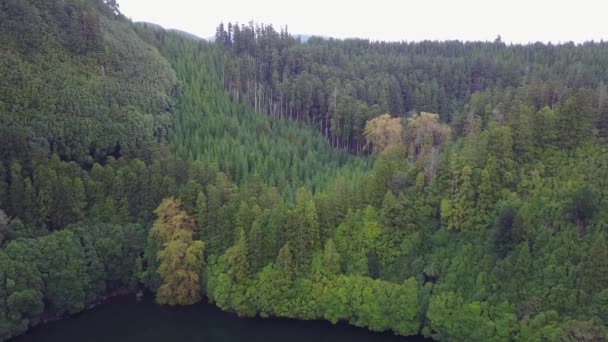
[12,294,429,342]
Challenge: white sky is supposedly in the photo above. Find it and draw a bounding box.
[118,0,608,43]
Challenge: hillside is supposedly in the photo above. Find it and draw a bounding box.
[0,0,178,164]
[214,23,608,151]
[1,1,608,341]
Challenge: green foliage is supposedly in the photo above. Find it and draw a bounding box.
[150,198,204,305]
[0,222,146,340]
[153,32,369,198]
[214,22,608,152]
[583,235,608,295]
[3,5,608,341]
[225,229,250,283]
[0,0,177,164]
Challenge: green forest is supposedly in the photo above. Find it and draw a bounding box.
[1,1,608,341]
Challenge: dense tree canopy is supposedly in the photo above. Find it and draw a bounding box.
[1,1,608,341]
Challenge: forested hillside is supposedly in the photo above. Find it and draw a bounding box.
[214,23,608,151]
[0,0,178,164]
[1,1,608,341]
[139,27,370,198]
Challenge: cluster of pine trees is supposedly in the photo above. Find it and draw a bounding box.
[1,1,608,341]
[214,22,608,152]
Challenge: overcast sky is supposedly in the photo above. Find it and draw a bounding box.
[118,0,608,44]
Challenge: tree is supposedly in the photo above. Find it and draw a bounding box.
[150,198,205,305]
[569,188,597,237]
[323,239,341,275]
[179,180,202,213]
[287,188,320,269]
[382,191,401,232]
[475,158,498,225]
[0,162,7,209]
[364,114,403,154]
[8,161,24,218]
[37,230,88,315]
[151,198,196,244]
[582,235,608,295]
[102,0,121,16]
[404,112,451,161]
[508,102,534,159]
[248,216,266,273]
[225,228,249,283]
[194,191,207,234]
[598,97,608,142]
[448,165,475,231]
[557,89,596,148]
[494,203,525,257]
[156,230,204,305]
[276,243,295,281]
[559,320,607,341]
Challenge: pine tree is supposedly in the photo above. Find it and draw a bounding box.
[205,184,221,250]
[276,243,295,281]
[509,102,533,160]
[449,165,475,231]
[225,228,249,283]
[597,98,608,142]
[8,161,24,218]
[194,191,206,235]
[583,235,608,294]
[179,180,202,213]
[513,242,532,299]
[323,239,341,275]
[495,204,517,257]
[288,188,320,269]
[557,89,596,148]
[534,106,558,147]
[235,202,253,233]
[248,217,265,273]
[382,191,400,232]
[569,188,597,237]
[476,158,498,226]
[23,179,45,232]
[0,161,7,208]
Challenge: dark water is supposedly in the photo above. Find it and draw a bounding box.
[12,295,428,342]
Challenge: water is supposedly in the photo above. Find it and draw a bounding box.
[12,295,429,342]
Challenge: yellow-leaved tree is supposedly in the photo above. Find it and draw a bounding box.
[151,198,205,305]
[405,112,451,160]
[363,114,403,154]
[405,112,451,179]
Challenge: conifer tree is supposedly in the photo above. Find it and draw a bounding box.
[323,239,341,275]
[449,165,475,231]
[583,235,608,294]
[247,215,267,273]
[225,228,250,283]
[8,161,24,218]
[194,191,207,233]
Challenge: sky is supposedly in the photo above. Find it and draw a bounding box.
[117,0,608,44]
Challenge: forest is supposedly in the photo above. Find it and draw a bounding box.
[0,0,607,341]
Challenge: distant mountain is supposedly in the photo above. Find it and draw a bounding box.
[135,22,204,41]
[168,29,205,41]
[135,21,164,32]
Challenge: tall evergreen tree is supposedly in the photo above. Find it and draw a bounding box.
[583,235,608,294]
